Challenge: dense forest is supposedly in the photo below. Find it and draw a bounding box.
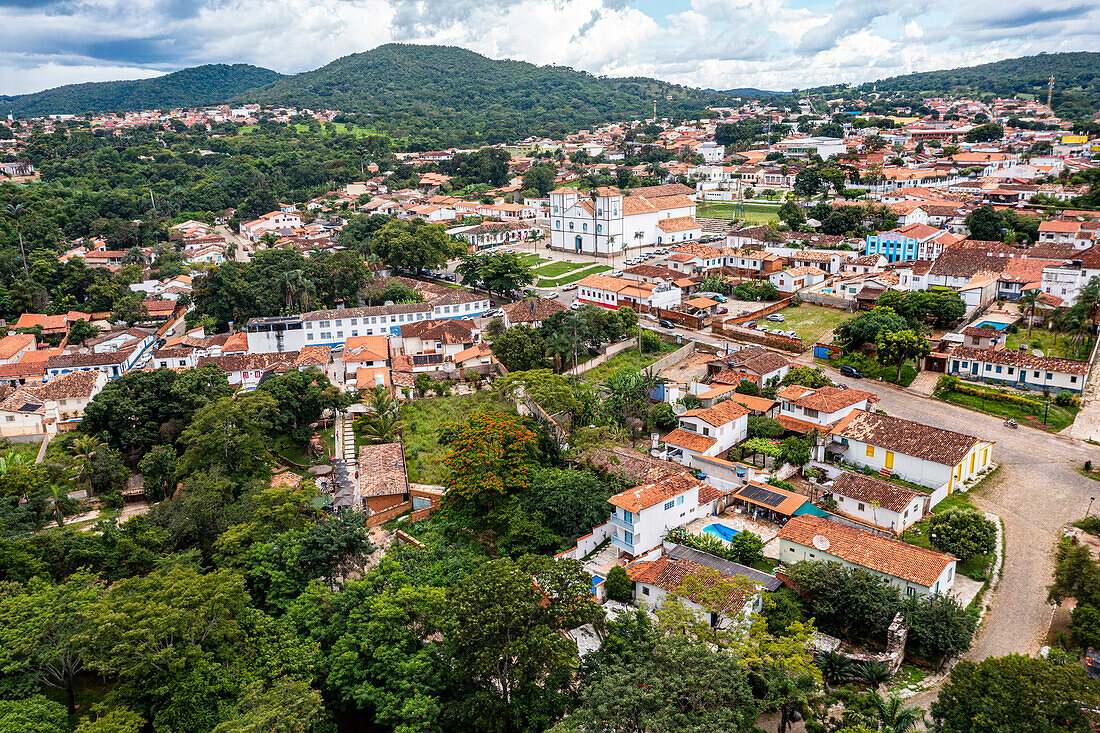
[805,52,1100,120]
[0,65,284,118]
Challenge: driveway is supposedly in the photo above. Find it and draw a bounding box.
[821,363,1097,662]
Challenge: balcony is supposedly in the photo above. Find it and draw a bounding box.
[610,534,635,553]
[610,513,635,532]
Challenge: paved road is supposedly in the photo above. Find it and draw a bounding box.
[821,363,1097,662]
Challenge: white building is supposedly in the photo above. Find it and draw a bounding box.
[575,274,681,313]
[827,471,929,533]
[607,472,710,556]
[769,266,828,293]
[947,346,1089,395]
[777,515,956,597]
[662,400,750,466]
[776,385,876,430]
[548,184,697,254]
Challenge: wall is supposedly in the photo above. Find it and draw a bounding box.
[801,291,856,310]
[556,521,613,561]
[366,500,412,526]
[567,338,634,376]
[645,340,697,373]
[713,322,803,353]
[724,297,794,325]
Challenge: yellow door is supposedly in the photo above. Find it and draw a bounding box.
[970,453,975,473]
[885,451,894,470]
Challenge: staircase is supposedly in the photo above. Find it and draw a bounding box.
[878,468,893,479]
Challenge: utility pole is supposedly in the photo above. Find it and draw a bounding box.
[1047,75,1054,109]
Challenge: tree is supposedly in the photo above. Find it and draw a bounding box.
[2,203,29,274]
[354,386,399,444]
[778,200,805,228]
[67,318,99,346]
[490,325,546,372]
[295,512,374,589]
[0,571,104,713]
[522,164,557,196]
[110,291,147,326]
[965,204,1004,241]
[781,366,831,388]
[964,123,1005,143]
[602,368,659,439]
[875,329,929,381]
[86,447,129,499]
[931,654,1100,733]
[869,692,923,733]
[74,706,145,733]
[521,467,616,540]
[604,565,633,602]
[371,220,461,273]
[855,660,893,690]
[748,416,785,439]
[67,434,102,485]
[902,593,977,666]
[928,508,996,562]
[1018,288,1040,339]
[139,445,176,502]
[0,695,67,733]
[779,436,811,467]
[258,369,349,445]
[834,307,908,350]
[816,649,853,689]
[736,379,761,396]
[178,391,276,484]
[785,561,899,640]
[441,411,540,513]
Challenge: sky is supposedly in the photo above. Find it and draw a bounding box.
[1,0,1097,96]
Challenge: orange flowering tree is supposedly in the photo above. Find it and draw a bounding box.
[441,411,540,511]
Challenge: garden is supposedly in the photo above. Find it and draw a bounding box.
[933,375,1080,433]
[1004,326,1094,361]
[768,303,851,345]
[534,263,611,288]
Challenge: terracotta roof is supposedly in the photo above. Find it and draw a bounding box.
[342,335,389,362]
[399,319,476,344]
[222,332,249,353]
[778,385,876,413]
[355,366,391,388]
[726,394,778,414]
[454,343,494,363]
[682,398,750,426]
[949,346,1089,375]
[608,471,705,513]
[197,351,297,373]
[662,428,717,453]
[831,410,988,465]
[31,370,102,401]
[46,346,136,369]
[577,273,630,292]
[626,556,750,613]
[711,368,760,385]
[778,515,953,587]
[295,345,332,367]
[357,443,408,497]
[830,471,927,513]
[501,298,566,324]
[740,351,791,376]
[776,414,824,433]
[581,446,682,485]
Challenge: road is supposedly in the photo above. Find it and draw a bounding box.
[819,362,1096,663]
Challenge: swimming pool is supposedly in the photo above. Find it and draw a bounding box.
[591,575,603,595]
[703,523,741,542]
[974,321,1011,331]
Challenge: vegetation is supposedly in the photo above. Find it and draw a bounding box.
[934,376,1080,433]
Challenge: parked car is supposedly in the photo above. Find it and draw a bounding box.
[547,291,559,299]
[840,364,864,378]
[712,295,728,303]
[717,307,728,314]
[562,283,578,291]
[784,331,799,338]
[766,313,785,322]
[570,301,581,310]
[611,270,623,277]
[744,320,756,329]
[658,319,675,329]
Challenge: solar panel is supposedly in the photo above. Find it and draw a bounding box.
[739,484,786,508]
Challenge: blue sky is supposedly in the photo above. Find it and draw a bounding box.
[1,0,1097,96]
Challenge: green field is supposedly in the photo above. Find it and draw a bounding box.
[398,392,514,484]
[532,260,589,277]
[517,253,550,267]
[1004,327,1094,361]
[536,264,611,288]
[767,304,850,344]
[697,201,780,223]
[934,382,1079,433]
[580,340,680,383]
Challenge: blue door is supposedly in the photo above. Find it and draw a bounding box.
[575,235,582,252]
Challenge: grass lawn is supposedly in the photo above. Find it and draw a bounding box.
[536,264,611,288]
[581,341,679,383]
[934,382,1079,433]
[696,201,780,223]
[1004,328,1094,361]
[900,492,994,581]
[516,253,549,267]
[822,353,920,387]
[399,392,514,485]
[532,260,588,277]
[271,435,331,467]
[770,304,849,344]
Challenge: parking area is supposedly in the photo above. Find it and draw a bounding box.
[754,304,850,345]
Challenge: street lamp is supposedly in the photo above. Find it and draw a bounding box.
[1087,497,1096,519]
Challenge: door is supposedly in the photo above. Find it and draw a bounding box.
[885,450,894,470]
[575,235,582,253]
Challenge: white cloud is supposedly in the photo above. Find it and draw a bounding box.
[0,0,1097,96]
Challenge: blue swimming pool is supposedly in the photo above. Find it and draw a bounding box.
[703,523,741,542]
[974,321,1011,331]
[591,575,603,595]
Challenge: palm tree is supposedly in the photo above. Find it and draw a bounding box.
[277,270,313,313]
[870,691,924,733]
[546,331,574,373]
[1018,288,1040,340]
[354,386,399,444]
[855,660,893,691]
[46,484,71,526]
[67,434,102,485]
[122,246,146,266]
[2,203,29,273]
[0,453,28,476]
[815,650,853,690]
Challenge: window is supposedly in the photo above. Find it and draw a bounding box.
[985,364,992,371]
[664,500,675,510]
[906,586,915,596]
[803,407,819,419]
[858,502,865,511]
[995,366,1002,374]
[1034,371,1040,378]
[1007,367,1014,375]
[582,223,588,232]
[1047,373,1053,380]
[597,224,602,233]
[865,445,875,457]
[1072,376,1078,383]
[677,495,684,505]
[555,220,560,229]
[702,426,710,436]
[642,586,650,596]
[569,222,574,230]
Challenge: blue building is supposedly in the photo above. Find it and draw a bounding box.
[864,223,942,263]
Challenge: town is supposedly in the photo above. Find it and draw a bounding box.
[0,41,1099,733]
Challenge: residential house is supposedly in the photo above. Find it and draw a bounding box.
[626,552,765,627]
[776,385,877,433]
[663,399,750,466]
[196,351,300,388]
[501,298,566,328]
[340,335,390,384]
[357,443,410,515]
[398,319,480,373]
[726,346,792,384]
[0,334,36,365]
[575,274,681,313]
[769,266,828,293]
[829,409,994,492]
[947,346,1089,394]
[777,515,956,596]
[828,471,930,533]
[0,370,106,437]
[960,327,1005,351]
[607,472,709,556]
[841,254,888,276]
[45,347,142,381]
[722,247,784,278]
[864,224,944,263]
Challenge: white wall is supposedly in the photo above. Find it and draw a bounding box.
[778,538,956,596]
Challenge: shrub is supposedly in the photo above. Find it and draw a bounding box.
[1054,392,1078,407]
[604,565,633,602]
[928,508,997,562]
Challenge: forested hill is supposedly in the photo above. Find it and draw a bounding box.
[0,64,283,117]
[241,44,730,144]
[809,52,1100,120]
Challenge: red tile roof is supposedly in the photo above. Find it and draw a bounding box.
[608,471,705,513]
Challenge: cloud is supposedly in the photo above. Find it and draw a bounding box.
[0,0,1097,96]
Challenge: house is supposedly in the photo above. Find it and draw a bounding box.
[841,254,888,276]
[722,247,784,278]
[607,472,709,556]
[398,319,480,372]
[245,303,436,352]
[0,370,107,437]
[575,274,681,313]
[340,335,390,383]
[0,334,36,365]
[960,327,1006,351]
[45,346,142,381]
[828,471,929,533]
[864,224,943,263]
[777,514,957,597]
[776,385,877,432]
[829,410,994,492]
[14,311,92,338]
[453,343,496,370]
[357,443,410,515]
[726,346,791,384]
[501,298,566,328]
[947,346,1089,395]
[240,210,303,241]
[447,221,542,251]
[196,351,299,388]
[769,266,828,293]
[662,399,750,466]
[625,552,763,626]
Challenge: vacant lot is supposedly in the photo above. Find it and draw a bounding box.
[767,304,850,344]
[696,201,780,223]
[581,340,680,383]
[398,392,514,484]
[1004,328,1093,361]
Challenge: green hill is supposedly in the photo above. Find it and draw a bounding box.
[0,64,283,117]
[808,52,1100,120]
[242,44,729,144]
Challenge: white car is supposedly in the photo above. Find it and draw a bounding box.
[766,313,785,322]
[569,301,581,310]
[611,270,623,277]
[547,291,559,299]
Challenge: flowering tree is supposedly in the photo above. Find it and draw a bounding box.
[441,411,540,511]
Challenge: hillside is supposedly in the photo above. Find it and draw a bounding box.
[0,64,283,117]
[242,44,729,144]
[809,52,1100,119]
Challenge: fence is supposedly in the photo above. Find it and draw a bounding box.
[724,297,794,325]
[800,291,855,310]
[712,322,804,353]
[567,339,635,377]
[645,341,697,373]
